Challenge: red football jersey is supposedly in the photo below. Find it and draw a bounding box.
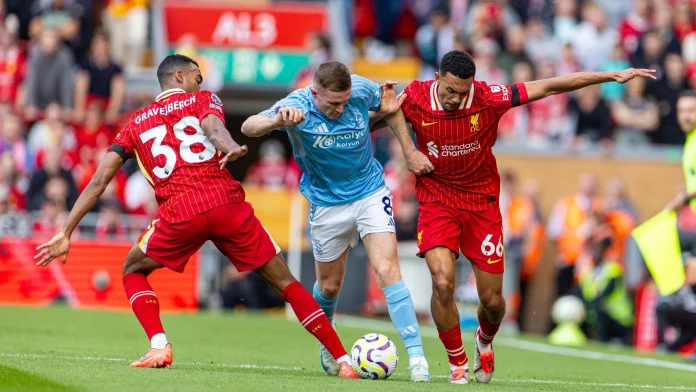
[109,88,244,223]
[401,79,528,211]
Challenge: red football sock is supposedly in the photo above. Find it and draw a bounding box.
[283,281,348,362]
[123,273,164,339]
[438,326,468,367]
[477,316,500,345]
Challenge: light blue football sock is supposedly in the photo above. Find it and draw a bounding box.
[382,280,425,359]
[312,281,338,323]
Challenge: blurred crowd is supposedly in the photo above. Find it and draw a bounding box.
[0,0,152,239]
[337,0,696,149]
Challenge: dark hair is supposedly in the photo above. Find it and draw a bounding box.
[313,61,351,91]
[157,54,199,88]
[439,50,476,80]
[679,90,696,100]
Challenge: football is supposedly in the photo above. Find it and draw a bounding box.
[551,295,587,325]
[350,333,399,380]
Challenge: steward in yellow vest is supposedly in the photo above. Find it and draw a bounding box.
[579,222,634,345]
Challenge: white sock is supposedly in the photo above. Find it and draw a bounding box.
[150,333,168,349]
[450,362,468,372]
[336,354,350,365]
[409,356,428,368]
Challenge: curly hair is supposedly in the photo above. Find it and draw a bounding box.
[439,50,476,80]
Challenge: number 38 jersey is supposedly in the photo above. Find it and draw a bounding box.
[109,88,245,223]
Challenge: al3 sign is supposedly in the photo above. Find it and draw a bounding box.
[164,2,327,50]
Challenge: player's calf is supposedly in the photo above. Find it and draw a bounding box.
[282,282,357,375]
[122,248,170,357]
[364,233,430,382]
[474,287,503,384]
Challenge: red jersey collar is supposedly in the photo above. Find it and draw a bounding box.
[155,88,186,102]
[430,81,474,111]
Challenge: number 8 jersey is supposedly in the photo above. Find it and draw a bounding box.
[109,88,245,223]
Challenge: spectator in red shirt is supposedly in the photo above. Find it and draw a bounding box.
[33,198,69,238]
[617,0,651,58]
[244,140,300,191]
[463,0,520,43]
[0,25,25,106]
[674,0,696,42]
[95,199,126,240]
[74,103,112,151]
[74,32,124,125]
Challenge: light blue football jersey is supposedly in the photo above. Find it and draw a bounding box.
[260,75,385,206]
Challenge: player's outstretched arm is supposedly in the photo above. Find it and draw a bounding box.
[241,107,305,137]
[524,68,656,103]
[200,114,248,168]
[34,151,124,266]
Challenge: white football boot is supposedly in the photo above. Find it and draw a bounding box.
[473,329,494,383]
[408,357,432,382]
[319,322,340,376]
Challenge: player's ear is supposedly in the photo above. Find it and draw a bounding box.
[175,70,185,84]
[435,72,440,82]
[311,87,318,99]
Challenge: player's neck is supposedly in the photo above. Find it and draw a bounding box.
[156,87,186,101]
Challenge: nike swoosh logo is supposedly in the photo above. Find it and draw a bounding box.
[487,258,502,264]
[457,360,466,365]
[422,121,438,127]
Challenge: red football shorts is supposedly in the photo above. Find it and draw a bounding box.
[137,202,280,273]
[417,202,505,274]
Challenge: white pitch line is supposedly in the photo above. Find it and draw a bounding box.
[1,352,695,390]
[335,316,696,373]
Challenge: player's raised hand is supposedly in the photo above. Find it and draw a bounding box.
[378,80,407,117]
[219,144,249,169]
[405,150,435,176]
[34,231,71,266]
[613,68,656,84]
[274,107,305,128]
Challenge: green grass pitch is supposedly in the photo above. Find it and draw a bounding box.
[0,305,695,391]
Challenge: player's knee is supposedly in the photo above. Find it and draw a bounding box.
[318,278,342,299]
[480,290,505,315]
[122,249,158,277]
[432,275,455,303]
[373,259,401,287]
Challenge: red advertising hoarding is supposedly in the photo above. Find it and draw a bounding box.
[0,239,198,312]
[164,2,327,50]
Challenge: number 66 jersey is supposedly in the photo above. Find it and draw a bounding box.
[109,88,245,223]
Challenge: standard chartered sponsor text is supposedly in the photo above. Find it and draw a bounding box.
[441,141,480,156]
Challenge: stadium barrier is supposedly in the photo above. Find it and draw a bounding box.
[0,238,198,312]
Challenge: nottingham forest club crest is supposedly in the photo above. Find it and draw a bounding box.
[353,110,365,128]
